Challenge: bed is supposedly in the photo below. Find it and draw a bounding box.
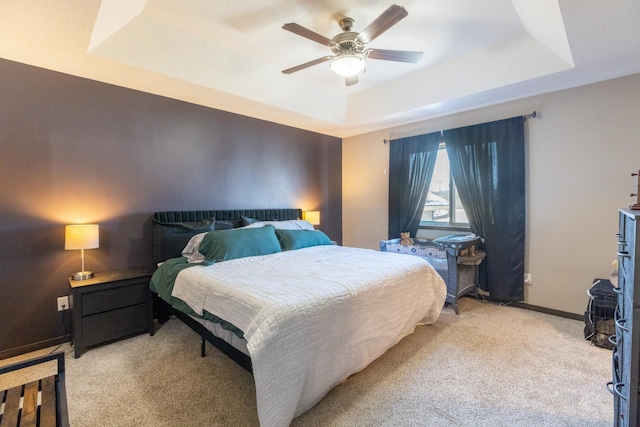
[150,209,446,427]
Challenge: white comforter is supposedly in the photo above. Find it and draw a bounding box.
[172,245,446,427]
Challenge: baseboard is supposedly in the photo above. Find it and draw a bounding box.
[510,301,582,321]
[474,295,581,320]
[0,336,70,361]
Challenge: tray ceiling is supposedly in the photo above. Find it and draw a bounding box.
[1,0,640,137]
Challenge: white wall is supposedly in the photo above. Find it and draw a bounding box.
[343,73,640,315]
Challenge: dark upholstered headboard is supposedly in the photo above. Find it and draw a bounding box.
[152,208,302,263]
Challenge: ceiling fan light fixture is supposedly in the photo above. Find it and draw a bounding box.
[282,5,419,85]
[330,55,365,77]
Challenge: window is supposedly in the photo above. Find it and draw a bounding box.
[420,143,469,228]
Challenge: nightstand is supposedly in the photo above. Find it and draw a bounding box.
[69,269,153,358]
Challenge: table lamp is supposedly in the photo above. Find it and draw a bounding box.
[303,211,321,227]
[65,224,99,280]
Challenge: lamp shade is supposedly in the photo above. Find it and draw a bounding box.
[329,55,365,77]
[65,224,99,250]
[303,211,321,226]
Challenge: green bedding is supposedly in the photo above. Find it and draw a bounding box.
[150,257,245,338]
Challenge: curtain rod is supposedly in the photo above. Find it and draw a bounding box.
[383,110,538,144]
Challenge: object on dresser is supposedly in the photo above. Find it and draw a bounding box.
[583,278,616,349]
[400,231,414,246]
[631,170,640,210]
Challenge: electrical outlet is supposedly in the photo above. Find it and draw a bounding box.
[524,273,532,285]
[57,296,69,311]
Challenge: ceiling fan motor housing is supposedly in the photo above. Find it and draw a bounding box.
[331,31,364,55]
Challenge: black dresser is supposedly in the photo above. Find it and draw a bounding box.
[613,209,640,426]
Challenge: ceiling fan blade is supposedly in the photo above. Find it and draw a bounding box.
[345,75,358,86]
[366,48,423,63]
[356,4,408,44]
[282,56,333,74]
[282,23,338,48]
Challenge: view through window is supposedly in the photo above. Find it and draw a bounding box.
[421,144,469,227]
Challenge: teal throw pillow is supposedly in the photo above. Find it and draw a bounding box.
[276,229,333,251]
[198,225,281,264]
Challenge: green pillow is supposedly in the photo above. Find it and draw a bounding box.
[198,225,281,264]
[276,229,333,251]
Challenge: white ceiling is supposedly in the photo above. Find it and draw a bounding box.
[1,0,640,138]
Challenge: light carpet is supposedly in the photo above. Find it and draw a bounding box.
[2,297,613,426]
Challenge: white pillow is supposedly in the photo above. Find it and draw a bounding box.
[241,220,313,230]
[266,219,314,230]
[181,232,208,264]
[241,221,266,228]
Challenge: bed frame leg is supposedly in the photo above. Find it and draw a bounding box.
[201,338,206,357]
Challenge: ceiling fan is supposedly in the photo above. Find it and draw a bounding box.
[281,4,423,86]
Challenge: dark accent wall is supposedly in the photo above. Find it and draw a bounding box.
[0,58,342,357]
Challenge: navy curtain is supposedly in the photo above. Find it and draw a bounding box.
[443,116,525,301]
[388,132,441,239]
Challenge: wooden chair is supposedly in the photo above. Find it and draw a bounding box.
[0,351,70,427]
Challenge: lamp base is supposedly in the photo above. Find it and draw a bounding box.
[71,271,94,280]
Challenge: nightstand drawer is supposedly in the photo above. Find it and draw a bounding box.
[82,281,147,316]
[83,304,148,347]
